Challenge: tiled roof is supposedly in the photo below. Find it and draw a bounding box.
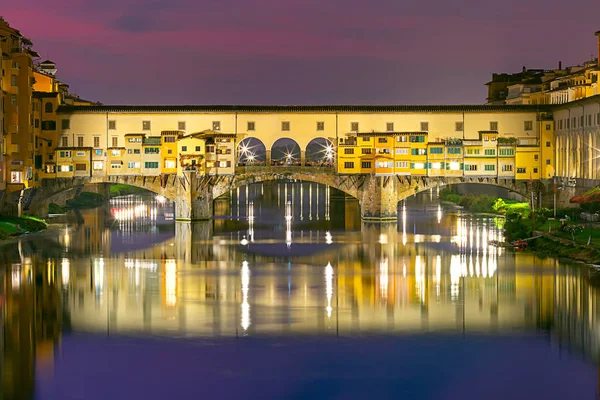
[56,104,552,114]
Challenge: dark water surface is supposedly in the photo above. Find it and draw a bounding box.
[1,182,600,399]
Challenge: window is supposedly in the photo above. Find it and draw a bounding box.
[218,161,232,168]
[164,136,176,143]
[351,122,359,132]
[465,164,477,171]
[533,168,538,173]
[127,149,132,154]
[212,121,221,131]
[490,121,498,131]
[396,148,409,155]
[110,162,121,169]
[144,147,160,154]
[524,121,533,131]
[484,165,495,171]
[61,119,70,129]
[45,102,53,113]
[94,137,100,148]
[501,164,513,172]
[362,137,370,142]
[377,138,388,143]
[484,149,495,156]
[517,167,526,173]
[59,151,72,158]
[182,146,187,152]
[545,141,551,147]
[344,162,354,169]
[344,148,354,155]
[41,121,56,130]
[168,149,172,154]
[93,161,103,170]
[112,137,118,147]
[386,122,394,132]
[206,145,215,152]
[195,146,201,152]
[95,149,102,156]
[317,122,324,131]
[429,147,443,154]
[376,161,394,169]
[11,75,17,86]
[61,136,68,147]
[142,121,151,130]
[580,116,584,127]
[134,149,140,154]
[361,161,372,168]
[411,148,427,156]
[111,150,121,156]
[447,147,461,154]
[77,137,84,147]
[247,121,255,131]
[178,121,186,131]
[455,121,464,132]
[10,171,22,183]
[546,124,552,130]
[410,135,425,143]
[145,162,159,169]
[499,148,515,156]
[164,159,176,169]
[534,154,539,161]
[108,120,117,130]
[34,119,39,129]
[546,159,551,165]
[361,148,372,154]
[411,162,425,169]
[127,162,140,168]
[60,165,73,172]
[128,137,142,143]
[282,121,290,131]
[420,121,429,131]
[396,161,408,168]
[397,136,407,142]
[75,163,86,171]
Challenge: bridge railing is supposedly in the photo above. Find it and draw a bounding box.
[235,166,336,175]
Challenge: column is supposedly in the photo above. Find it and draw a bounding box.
[300,150,306,166]
[266,150,272,166]
[360,175,398,221]
[175,171,213,221]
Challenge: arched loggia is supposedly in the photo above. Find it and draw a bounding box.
[270,138,301,166]
[305,137,335,167]
[237,137,267,166]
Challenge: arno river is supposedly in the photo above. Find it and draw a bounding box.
[2,182,600,399]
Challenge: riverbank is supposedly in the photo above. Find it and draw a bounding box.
[0,214,47,240]
[109,184,148,197]
[439,188,530,217]
[49,191,106,214]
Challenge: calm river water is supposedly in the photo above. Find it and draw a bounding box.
[1,182,600,399]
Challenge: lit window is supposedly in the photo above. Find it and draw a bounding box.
[164,160,176,169]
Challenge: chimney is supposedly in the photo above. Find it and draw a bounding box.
[559,60,562,70]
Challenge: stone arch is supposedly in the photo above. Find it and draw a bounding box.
[269,138,301,166]
[305,137,334,167]
[211,170,359,201]
[237,137,267,166]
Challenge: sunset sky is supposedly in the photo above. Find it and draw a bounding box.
[3,0,600,105]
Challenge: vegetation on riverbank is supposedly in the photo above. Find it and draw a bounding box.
[439,189,530,217]
[109,184,148,197]
[49,191,106,214]
[529,236,600,265]
[0,215,47,240]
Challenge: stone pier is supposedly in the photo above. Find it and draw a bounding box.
[175,171,213,221]
[360,176,400,221]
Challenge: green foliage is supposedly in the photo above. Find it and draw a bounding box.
[109,184,148,197]
[492,198,506,213]
[0,215,47,236]
[504,216,534,241]
[66,192,105,209]
[48,203,69,214]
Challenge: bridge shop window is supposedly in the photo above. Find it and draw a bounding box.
[411,148,426,156]
[61,136,68,147]
[108,120,117,130]
[75,163,87,171]
[344,148,354,154]
[447,147,461,155]
[484,149,495,156]
[362,148,372,155]
[195,146,201,151]
[182,146,187,152]
[490,121,498,131]
[93,161,103,170]
[545,141,551,147]
[41,121,56,131]
[465,164,477,171]
[45,102,53,113]
[164,136,176,143]
[502,164,513,172]
[362,136,370,142]
[247,121,256,131]
[420,122,429,132]
[178,121,186,131]
[142,121,151,131]
[112,137,118,147]
[396,148,408,155]
[533,167,538,173]
[410,135,425,143]
[144,147,160,154]
[429,147,443,154]
[281,121,290,131]
[59,165,73,172]
[396,161,408,168]
[61,119,70,130]
[213,121,221,131]
[316,121,325,131]
[77,137,84,147]
[95,149,102,156]
[351,122,359,132]
[455,121,463,132]
[484,165,495,171]
[396,136,407,142]
[524,121,533,131]
[94,137,100,148]
[59,151,71,158]
[145,162,159,169]
[546,159,551,165]
[361,161,371,168]
[517,167,526,173]
[377,138,388,143]
[386,122,394,132]
[344,162,354,169]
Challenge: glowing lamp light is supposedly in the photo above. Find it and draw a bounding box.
[325,231,333,244]
[378,233,388,244]
[241,236,249,246]
[450,162,460,171]
[156,195,166,204]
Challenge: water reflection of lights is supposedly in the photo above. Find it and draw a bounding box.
[402,202,407,245]
[285,200,293,249]
[165,259,177,307]
[11,264,21,290]
[379,257,389,300]
[112,204,148,221]
[325,262,334,318]
[93,258,104,300]
[325,231,333,244]
[61,258,70,287]
[241,261,251,331]
[437,204,442,224]
[156,195,166,204]
[378,234,388,245]
[248,200,255,243]
[415,256,425,304]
